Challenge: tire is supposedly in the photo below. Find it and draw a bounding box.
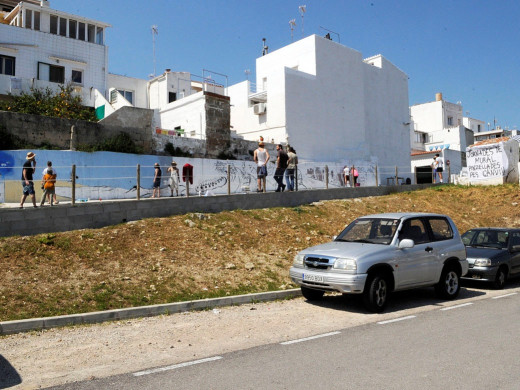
[435,265,460,299]
[363,273,389,313]
[493,267,507,290]
[301,286,325,301]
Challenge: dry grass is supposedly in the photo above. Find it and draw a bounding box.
[2,184,520,321]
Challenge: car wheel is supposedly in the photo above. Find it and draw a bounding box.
[435,266,460,299]
[493,267,507,290]
[363,273,389,313]
[301,286,324,301]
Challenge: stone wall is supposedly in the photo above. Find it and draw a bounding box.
[0,184,432,237]
[0,110,154,154]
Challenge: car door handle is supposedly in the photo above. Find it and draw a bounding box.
[425,246,433,252]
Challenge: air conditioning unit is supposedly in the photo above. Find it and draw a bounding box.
[253,103,266,115]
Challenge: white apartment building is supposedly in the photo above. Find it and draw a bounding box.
[0,0,110,107]
[410,93,480,182]
[227,34,412,173]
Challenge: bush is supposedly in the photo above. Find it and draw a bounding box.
[76,132,143,154]
[164,142,192,157]
[0,85,97,122]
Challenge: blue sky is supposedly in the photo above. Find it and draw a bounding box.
[52,0,520,130]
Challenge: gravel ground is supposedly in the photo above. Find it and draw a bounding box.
[1,284,513,390]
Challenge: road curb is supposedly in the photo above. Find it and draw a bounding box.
[0,289,302,336]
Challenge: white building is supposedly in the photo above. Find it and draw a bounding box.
[0,0,110,107]
[227,35,412,174]
[410,93,479,182]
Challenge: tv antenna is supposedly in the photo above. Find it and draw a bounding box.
[151,25,158,77]
[289,19,296,42]
[262,38,268,56]
[244,69,251,81]
[299,5,306,38]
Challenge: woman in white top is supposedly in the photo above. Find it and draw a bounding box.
[167,161,180,196]
[253,141,270,192]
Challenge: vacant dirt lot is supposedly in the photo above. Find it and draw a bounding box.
[1,184,520,322]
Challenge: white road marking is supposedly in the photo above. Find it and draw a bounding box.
[440,302,473,311]
[492,292,518,299]
[377,315,416,325]
[133,356,223,377]
[280,331,341,345]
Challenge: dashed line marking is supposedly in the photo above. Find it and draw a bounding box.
[280,331,341,345]
[377,315,416,325]
[440,302,473,311]
[133,356,223,377]
[492,292,518,299]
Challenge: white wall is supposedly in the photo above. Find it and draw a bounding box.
[228,35,411,177]
[106,73,148,108]
[158,91,206,138]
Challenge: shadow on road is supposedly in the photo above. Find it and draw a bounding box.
[302,284,495,314]
[0,355,22,389]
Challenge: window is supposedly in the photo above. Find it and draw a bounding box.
[427,218,453,241]
[117,89,133,104]
[25,9,32,28]
[78,22,85,40]
[0,55,15,76]
[34,11,40,30]
[71,70,82,84]
[38,62,64,83]
[399,218,429,244]
[477,124,481,132]
[96,27,104,44]
[447,116,453,126]
[168,92,177,103]
[50,15,58,34]
[59,17,67,36]
[69,20,77,39]
[88,24,95,43]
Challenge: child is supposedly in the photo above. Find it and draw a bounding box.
[40,168,56,206]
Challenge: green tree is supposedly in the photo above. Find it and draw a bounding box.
[0,84,97,121]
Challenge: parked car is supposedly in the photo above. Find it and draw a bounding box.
[461,228,520,289]
[289,213,468,312]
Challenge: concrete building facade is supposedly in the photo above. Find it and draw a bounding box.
[0,0,110,107]
[227,35,412,177]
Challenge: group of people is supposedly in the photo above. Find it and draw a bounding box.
[153,161,180,198]
[20,152,58,208]
[431,153,444,183]
[343,165,359,187]
[253,139,298,192]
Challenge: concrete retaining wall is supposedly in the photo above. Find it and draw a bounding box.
[0,184,432,237]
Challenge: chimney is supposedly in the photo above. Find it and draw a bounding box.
[435,92,443,102]
[165,69,171,73]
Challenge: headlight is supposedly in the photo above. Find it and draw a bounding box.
[333,258,357,271]
[293,254,305,266]
[474,258,492,267]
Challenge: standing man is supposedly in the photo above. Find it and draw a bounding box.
[285,146,298,191]
[431,156,438,183]
[435,153,444,183]
[253,140,270,192]
[274,144,288,192]
[20,151,37,208]
[152,163,162,198]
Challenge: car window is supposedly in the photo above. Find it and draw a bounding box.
[510,232,520,250]
[470,230,508,249]
[399,218,429,244]
[427,218,453,241]
[335,218,399,245]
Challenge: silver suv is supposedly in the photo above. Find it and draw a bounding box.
[289,213,468,312]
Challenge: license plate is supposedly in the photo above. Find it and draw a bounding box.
[303,273,324,283]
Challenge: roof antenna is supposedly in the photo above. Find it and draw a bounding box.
[262,38,269,56]
[299,5,306,38]
[151,25,158,77]
[289,19,296,42]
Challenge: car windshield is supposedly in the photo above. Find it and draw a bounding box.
[335,218,399,245]
[462,229,508,249]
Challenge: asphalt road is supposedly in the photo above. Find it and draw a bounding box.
[45,289,520,390]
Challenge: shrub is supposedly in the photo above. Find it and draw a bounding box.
[76,132,143,154]
[0,84,97,122]
[164,142,192,157]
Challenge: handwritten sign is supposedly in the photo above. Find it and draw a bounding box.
[466,143,507,181]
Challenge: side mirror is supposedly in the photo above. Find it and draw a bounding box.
[511,245,520,253]
[399,239,414,249]
[332,235,337,241]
